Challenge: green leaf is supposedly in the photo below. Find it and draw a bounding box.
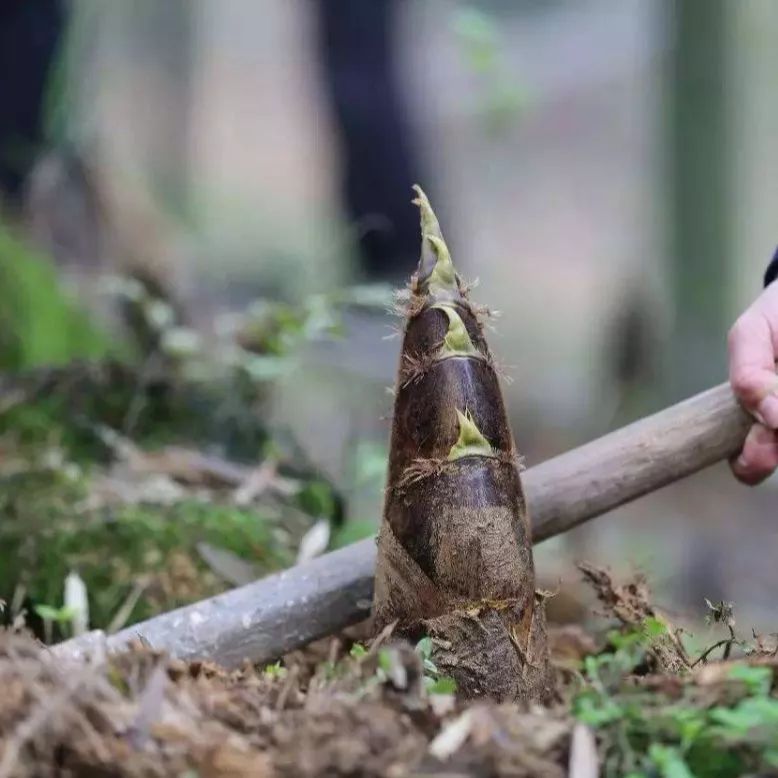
[426,676,457,695]
[349,643,367,659]
[263,661,286,679]
[710,697,778,736]
[572,691,624,728]
[726,664,773,696]
[648,744,694,778]
[297,480,336,519]
[415,637,433,660]
[666,706,706,747]
[34,604,74,623]
[582,654,601,680]
[642,616,668,638]
[423,658,438,676]
[378,648,393,674]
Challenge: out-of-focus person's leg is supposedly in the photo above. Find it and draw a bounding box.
[316,0,422,283]
[0,0,65,209]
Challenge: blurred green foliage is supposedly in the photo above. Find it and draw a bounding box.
[0,270,389,640]
[330,439,388,548]
[415,636,458,695]
[0,464,295,639]
[0,226,110,370]
[0,362,272,464]
[0,186,392,638]
[574,621,778,777]
[452,5,527,135]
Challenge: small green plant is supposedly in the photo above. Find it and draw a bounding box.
[263,661,287,680]
[415,637,457,695]
[573,621,778,777]
[34,603,76,644]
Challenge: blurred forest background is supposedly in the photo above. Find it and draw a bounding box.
[1,0,777,643]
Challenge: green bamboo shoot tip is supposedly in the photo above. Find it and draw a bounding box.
[425,235,457,293]
[448,409,494,461]
[411,185,459,297]
[434,304,478,357]
[411,184,443,240]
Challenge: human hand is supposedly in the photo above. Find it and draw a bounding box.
[728,280,778,484]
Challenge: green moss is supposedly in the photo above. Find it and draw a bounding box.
[0,354,345,643]
[0,467,295,638]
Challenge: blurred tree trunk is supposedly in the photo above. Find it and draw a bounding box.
[129,0,195,219]
[665,0,732,401]
[730,1,778,304]
[665,0,735,613]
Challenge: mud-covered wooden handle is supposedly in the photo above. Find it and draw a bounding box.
[529,381,751,542]
[54,382,751,667]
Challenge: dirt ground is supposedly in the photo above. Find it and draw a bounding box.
[2,565,778,778]
[0,630,573,778]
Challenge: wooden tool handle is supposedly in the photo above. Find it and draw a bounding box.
[54,383,751,667]
[528,381,751,542]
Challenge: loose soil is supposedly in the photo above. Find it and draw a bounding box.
[2,566,777,778]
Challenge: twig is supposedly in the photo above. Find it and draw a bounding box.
[107,578,150,634]
[127,663,169,749]
[691,635,737,668]
[275,664,299,712]
[722,624,737,661]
